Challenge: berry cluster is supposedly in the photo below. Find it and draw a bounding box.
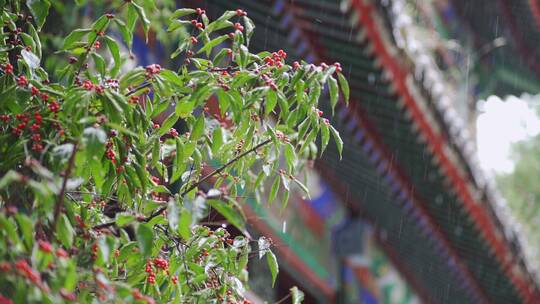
[14,260,48,291]
[80,79,105,94]
[145,257,170,285]
[263,49,287,69]
[145,64,161,78]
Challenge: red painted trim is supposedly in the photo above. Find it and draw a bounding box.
[350,0,539,302]
[530,0,540,28]
[243,205,336,302]
[284,2,490,302]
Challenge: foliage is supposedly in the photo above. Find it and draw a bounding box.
[497,132,540,266]
[0,1,347,303]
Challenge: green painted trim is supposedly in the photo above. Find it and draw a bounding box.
[496,67,540,94]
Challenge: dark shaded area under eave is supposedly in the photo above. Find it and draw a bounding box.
[450,0,540,96]
[192,0,525,302]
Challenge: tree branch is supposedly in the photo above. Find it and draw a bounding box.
[92,138,273,230]
[53,142,78,228]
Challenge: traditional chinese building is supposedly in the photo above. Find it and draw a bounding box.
[140,0,540,303]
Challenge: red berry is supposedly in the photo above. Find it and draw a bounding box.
[2,63,13,74]
[228,33,235,39]
[169,128,179,137]
[38,240,53,253]
[236,9,247,16]
[190,36,198,45]
[17,75,28,87]
[30,86,40,96]
[153,123,160,129]
[234,22,244,32]
[56,248,69,258]
[93,41,101,50]
[48,101,60,113]
[195,22,204,29]
[82,80,94,90]
[292,61,300,70]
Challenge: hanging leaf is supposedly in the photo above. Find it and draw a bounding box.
[207,199,245,233]
[178,209,192,240]
[131,2,150,41]
[56,214,74,248]
[26,0,50,29]
[337,72,349,104]
[320,122,330,155]
[328,75,338,114]
[170,8,196,19]
[268,176,280,204]
[190,115,205,141]
[267,251,279,287]
[198,35,228,57]
[329,125,343,159]
[136,223,154,257]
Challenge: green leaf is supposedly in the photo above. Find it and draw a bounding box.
[158,113,179,136]
[243,16,255,45]
[178,208,192,240]
[329,125,343,159]
[265,89,277,116]
[0,171,23,189]
[328,75,339,114]
[283,143,296,171]
[197,35,228,57]
[190,115,205,141]
[268,176,280,204]
[114,19,133,50]
[211,127,224,155]
[131,2,150,41]
[56,214,74,248]
[207,199,245,232]
[290,287,305,304]
[320,122,330,155]
[15,214,33,250]
[116,213,136,227]
[136,223,153,257]
[26,0,51,29]
[160,70,183,88]
[292,178,310,199]
[62,28,91,50]
[266,251,279,287]
[170,8,196,19]
[104,36,121,76]
[337,72,349,104]
[27,23,42,58]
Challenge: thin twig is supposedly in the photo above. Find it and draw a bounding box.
[91,138,273,230]
[125,82,152,97]
[274,293,292,304]
[53,142,78,228]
